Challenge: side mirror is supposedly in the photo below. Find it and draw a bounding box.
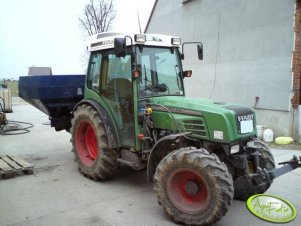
[114,37,126,57]
[197,44,203,60]
[181,42,203,60]
[183,70,192,78]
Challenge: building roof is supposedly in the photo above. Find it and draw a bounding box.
[28,67,52,76]
[144,0,158,33]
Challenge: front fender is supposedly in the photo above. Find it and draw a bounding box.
[147,132,191,181]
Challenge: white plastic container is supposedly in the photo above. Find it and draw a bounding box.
[263,129,274,143]
[256,125,267,139]
[0,88,12,112]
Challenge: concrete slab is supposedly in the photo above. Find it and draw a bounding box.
[0,98,300,226]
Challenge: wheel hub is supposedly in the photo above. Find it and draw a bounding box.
[167,169,210,214]
[185,180,200,196]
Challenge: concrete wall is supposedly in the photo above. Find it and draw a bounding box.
[147,0,298,137]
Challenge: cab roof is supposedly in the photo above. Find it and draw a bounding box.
[87,32,181,52]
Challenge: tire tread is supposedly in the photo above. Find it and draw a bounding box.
[154,147,234,225]
[70,105,118,180]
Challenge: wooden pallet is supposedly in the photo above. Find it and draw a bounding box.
[0,155,34,179]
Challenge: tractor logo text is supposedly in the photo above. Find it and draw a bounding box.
[237,114,254,122]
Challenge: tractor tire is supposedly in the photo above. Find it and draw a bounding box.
[70,104,118,180]
[234,140,276,200]
[254,140,276,190]
[154,147,234,226]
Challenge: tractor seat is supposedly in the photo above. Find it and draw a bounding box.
[109,78,132,100]
[109,78,133,123]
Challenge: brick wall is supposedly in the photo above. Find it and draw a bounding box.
[292,0,301,108]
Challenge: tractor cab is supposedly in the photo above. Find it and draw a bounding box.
[85,32,202,149]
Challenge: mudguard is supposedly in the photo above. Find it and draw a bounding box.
[147,132,191,181]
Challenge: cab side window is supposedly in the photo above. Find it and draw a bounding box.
[101,51,132,100]
[87,52,102,93]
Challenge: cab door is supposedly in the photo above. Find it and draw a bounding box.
[87,50,135,147]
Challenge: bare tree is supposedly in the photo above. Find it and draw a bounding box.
[79,0,116,36]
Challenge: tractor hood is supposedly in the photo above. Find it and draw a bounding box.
[150,96,231,114]
[147,96,256,143]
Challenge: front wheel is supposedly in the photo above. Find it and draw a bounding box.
[154,147,234,226]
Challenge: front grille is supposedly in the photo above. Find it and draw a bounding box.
[183,119,207,138]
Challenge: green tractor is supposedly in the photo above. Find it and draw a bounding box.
[19,32,301,225]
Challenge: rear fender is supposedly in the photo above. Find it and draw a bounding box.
[147,132,191,181]
[73,100,120,149]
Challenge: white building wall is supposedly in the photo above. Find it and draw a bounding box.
[146,0,297,137]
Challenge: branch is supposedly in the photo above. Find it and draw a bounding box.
[78,0,116,36]
[89,0,99,32]
[84,8,94,35]
[78,18,92,36]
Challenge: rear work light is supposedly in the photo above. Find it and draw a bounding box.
[135,34,146,43]
[171,37,181,46]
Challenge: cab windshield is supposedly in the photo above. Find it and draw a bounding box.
[136,47,184,99]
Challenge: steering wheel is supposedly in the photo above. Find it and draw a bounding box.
[144,83,169,94]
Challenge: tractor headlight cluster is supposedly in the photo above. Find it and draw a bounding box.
[135,34,146,43]
[171,38,181,46]
[230,144,240,154]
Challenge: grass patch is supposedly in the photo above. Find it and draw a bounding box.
[0,79,19,97]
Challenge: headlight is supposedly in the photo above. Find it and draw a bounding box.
[171,37,181,46]
[134,34,146,43]
[247,141,255,146]
[230,144,240,154]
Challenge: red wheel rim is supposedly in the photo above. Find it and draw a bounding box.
[167,169,210,214]
[76,121,98,166]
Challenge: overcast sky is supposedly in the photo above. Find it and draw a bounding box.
[0,0,156,80]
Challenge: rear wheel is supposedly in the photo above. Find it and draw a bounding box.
[71,104,118,180]
[154,147,234,225]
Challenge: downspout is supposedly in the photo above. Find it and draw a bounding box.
[298,105,301,143]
